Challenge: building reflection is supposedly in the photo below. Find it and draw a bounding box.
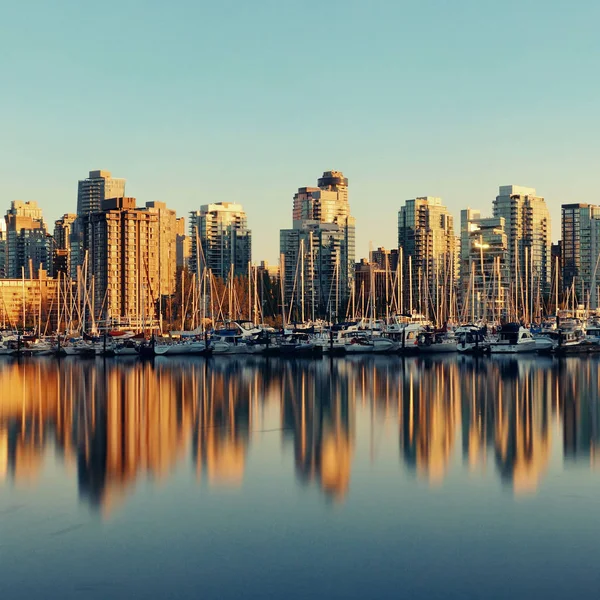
[1,355,600,514]
[281,360,354,502]
[192,361,253,488]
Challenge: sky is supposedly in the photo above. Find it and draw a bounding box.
[2,0,600,263]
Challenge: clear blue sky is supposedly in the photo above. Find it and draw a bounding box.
[2,0,599,262]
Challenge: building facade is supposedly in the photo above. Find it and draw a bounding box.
[3,201,51,279]
[398,197,456,324]
[72,170,126,278]
[76,170,126,215]
[493,186,551,320]
[142,202,178,296]
[561,203,600,307]
[175,217,190,269]
[82,198,159,325]
[0,272,61,331]
[281,171,355,321]
[189,202,252,280]
[53,214,77,277]
[460,209,509,321]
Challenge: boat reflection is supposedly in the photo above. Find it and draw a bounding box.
[1,355,600,516]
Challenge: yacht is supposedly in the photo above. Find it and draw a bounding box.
[417,330,458,353]
[338,330,396,354]
[278,333,322,357]
[114,340,140,356]
[456,326,490,354]
[489,324,536,354]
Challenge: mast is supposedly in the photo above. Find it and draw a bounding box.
[408,255,413,314]
[555,255,559,315]
[479,234,486,323]
[309,233,315,323]
[21,266,26,331]
[398,247,403,315]
[300,238,305,323]
[525,246,529,324]
[280,253,286,330]
[182,270,187,330]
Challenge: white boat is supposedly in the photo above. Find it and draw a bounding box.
[165,342,193,356]
[0,344,14,356]
[312,332,346,354]
[417,331,458,353]
[28,341,55,356]
[456,326,490,354]
[114,340,140,356]
[338,330,396,353]
[535,320,587,353]
[210,333,252,355]
[489,324,536,354]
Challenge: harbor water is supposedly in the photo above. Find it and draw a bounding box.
[1,355,599,599]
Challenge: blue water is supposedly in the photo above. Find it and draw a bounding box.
[1,356,599,599]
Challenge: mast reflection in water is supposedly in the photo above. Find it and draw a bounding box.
[2,355,600,599]
[2,356,600,511]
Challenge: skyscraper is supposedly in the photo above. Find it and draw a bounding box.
[280,171,355,321]
[72,170,126,278]
[4,201,51,278]
[82,197,159,324]
[493,186,551,320]
[142,201,178,296]
[460,208,509,321]
[53,213,77,277]
[189,202,252,280]
[175,217,190,269]
[398,197,455,324]
[561,203,600,307]
[77,170,126,215]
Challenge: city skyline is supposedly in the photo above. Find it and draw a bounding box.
[0,166,560,263]
[3,2,599,264]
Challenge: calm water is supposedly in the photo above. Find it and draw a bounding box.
[1,355,599,599]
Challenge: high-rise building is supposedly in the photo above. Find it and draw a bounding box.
[561,203,600,307]
[493,186,551,319]
[4,201,51,278]
[189,202,252,280]
[369,247,399,272]
[72,170,126,278]
[281,171,355,320]
[82,198,158,325]
[142,202,178,296]
[175,217,190,269]
[77,170,126,215]
[460,209,509,321]
[398,197,455,323]
[53,214,76,277]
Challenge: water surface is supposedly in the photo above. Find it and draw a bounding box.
[1,355,599,599]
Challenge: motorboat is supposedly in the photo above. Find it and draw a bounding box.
[338,330,396,353]
[312,331,346,355]
[456,326,490,354]
[209,331,253,355]
[165,341,193,356]
[417,331,458,353]
[278,333,322,357]
[114,340,140,356]
[489,324,536,354]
